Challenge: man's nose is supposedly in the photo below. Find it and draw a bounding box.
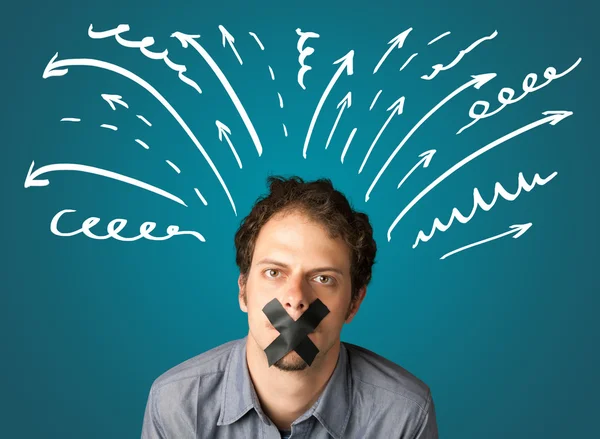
[282,274,312,319]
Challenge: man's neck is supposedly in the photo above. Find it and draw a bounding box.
[245,335,341,431]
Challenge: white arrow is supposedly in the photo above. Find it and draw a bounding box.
[358,96,405,174]
[218,25,243,65]
[373,28,412,74]
[101,94,129,110]
[216,120,243,169]
[397,149,436,189]
[171,32,262,158]
[43,52,237,214]
[387,110,573,241]
[24,161,187,207]
[365,73,496,201]
[302,50,354,159]
[325,92,352,149]
[440,223,532,260]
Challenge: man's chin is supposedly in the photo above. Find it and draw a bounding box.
[272,352,309,372]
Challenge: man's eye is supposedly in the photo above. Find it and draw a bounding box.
[265,269,280,278]
[315,275,333,285]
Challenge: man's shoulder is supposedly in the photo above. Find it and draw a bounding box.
[142,338,244,433]
[151,337,242,392]
[343,341,432,413]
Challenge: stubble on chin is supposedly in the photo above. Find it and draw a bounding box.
[272,352,309,372]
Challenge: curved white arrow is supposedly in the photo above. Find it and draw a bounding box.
[365,73,496,201]
[359,96,405,174]
[171,32,262,158]
[373,28,412,74]
[325,92,352,149]
[387,110,573,241]
[24,161,187,207]
[440,223,532,260]
[216,120,243,169]
[302,50,354,158]
[42,52,236,214]
[219,25,243,65]
[397,149,436,189]
[101,94,128,110]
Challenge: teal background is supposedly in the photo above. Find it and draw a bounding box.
[1,0,597,437]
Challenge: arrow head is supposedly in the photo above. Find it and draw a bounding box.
[43,52,68,78]
[470,73,497,89]
[101,94,128,111]
[218,25,235,46]
[215,120,231,141]
[418,149,437,168]
[387,96,405,115]
[337,91,352,109]
[333,50,355,75]
[24,161,49,188]
[542,110,574,125]
[509,223,533,239]
[388,28,413,48]
[171,32,201,48]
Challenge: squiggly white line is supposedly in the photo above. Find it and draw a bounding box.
[296,28,320,90]
[88,24,202,94]
[414,171,557,248]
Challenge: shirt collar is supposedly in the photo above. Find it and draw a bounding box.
[218,336,271,426]
[310,341,352,439]
[217,336,352,439]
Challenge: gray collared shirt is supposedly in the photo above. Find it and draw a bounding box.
[141,336,438,439]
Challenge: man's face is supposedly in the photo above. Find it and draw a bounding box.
[238,210,365,372]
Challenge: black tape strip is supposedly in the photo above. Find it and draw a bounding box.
[262,298,330,367]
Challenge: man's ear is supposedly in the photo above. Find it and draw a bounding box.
[238,274,248,313]
[345,286,367,323]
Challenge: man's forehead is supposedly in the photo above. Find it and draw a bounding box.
[251,211,350,266]
[256,212,341,245]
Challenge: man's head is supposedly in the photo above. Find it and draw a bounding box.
[234,176,377,372]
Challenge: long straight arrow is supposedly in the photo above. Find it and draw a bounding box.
[219,25,243,65]
[440,223,532,260]
[365,73,496,201]
[397,149,436,189]
[24,161,187,207]
[216,120,243,169]
[373,28,412,74]
[302,50,354,158]
[325,92,352,149]
[43,52,237,214]
[171,32,262,157]
[387,110,573,241]
[358,96,405,174]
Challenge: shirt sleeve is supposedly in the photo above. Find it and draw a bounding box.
[141,385,166,439]
[413,389,439,439]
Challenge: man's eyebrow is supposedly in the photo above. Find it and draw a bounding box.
[256,258,345,276]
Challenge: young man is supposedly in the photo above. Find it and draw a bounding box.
[141,176,438,439]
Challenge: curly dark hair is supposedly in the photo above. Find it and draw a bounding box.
[234,175,377,303]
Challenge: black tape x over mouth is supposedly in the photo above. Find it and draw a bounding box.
[262,298,330,367]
